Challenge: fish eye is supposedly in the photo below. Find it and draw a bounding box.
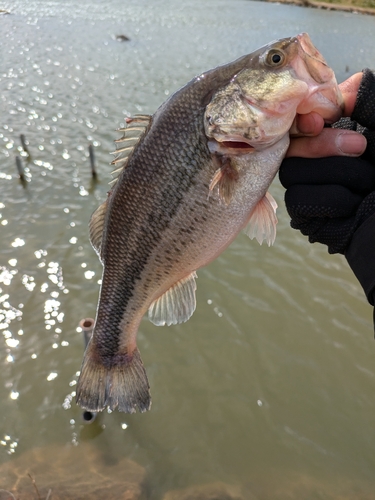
[266,50,285,67]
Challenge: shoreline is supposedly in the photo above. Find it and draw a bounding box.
[262,0,375,15]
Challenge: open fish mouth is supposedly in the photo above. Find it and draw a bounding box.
[207,137,256,156]
[220,140,254,149]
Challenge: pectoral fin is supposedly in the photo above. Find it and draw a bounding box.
[209,158,239,205]
[243,192,278,246]
[148,272,198,326]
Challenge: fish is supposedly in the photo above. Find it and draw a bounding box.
[76,33,343,413]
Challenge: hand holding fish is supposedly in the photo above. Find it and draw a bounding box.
[286,72,366,157]
[280,69,375,324]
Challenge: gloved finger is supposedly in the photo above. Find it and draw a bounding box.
[279,156,375,194]
[354,190,375,226]
[291,215,356,255]
[285,184,363,218]
[363,128,375,164]
[351,69,375,129]
[286,129,366,159]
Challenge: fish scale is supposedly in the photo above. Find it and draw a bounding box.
[76,33,343,413]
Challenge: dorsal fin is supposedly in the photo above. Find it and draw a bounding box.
[89,199,108,262]
[109,114,152,187]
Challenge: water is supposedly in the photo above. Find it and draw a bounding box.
[1,0,375,497]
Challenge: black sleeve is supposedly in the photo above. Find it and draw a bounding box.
[343,69,375,304]
[279,68,375,313]
[345,212,375,305]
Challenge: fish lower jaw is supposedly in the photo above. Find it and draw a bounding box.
[207,137,255,156]
[207,133,287,156]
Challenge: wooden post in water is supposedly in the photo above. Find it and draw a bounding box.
[15,156,25,182]
[88,144,97,179]
[20,134,30,156]
[79,318,98,424]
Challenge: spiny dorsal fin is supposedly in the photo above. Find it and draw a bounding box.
[109,114,152,187]
[89,199,108,262]
[148,272,198,326]
[243,192,278,246]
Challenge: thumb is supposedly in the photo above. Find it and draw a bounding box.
[286,129,367,158]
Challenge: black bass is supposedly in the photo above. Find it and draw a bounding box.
[76,33,343,413]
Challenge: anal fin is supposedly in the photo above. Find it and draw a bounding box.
[243,192,278,246]
[148,271,198,326]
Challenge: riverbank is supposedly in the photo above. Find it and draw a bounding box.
[262,0,375,15]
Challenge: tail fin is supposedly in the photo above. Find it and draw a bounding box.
[76,343,151,413]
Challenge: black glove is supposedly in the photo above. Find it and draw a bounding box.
[279,69,375,307]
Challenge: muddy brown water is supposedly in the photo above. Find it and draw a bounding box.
[1,1,375,498]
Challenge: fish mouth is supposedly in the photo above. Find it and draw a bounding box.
[219,139,254,150]
[207,137,255,155]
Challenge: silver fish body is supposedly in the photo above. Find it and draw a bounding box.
[76,33,343,413]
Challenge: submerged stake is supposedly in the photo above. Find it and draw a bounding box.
[79,318,98,424]
[20,134,30,155]
[82,410,97,423]
[79,317,95,348]
[88,144,97,179]
[15,156,25,181]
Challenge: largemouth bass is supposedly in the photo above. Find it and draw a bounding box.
[76,33,343,413]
